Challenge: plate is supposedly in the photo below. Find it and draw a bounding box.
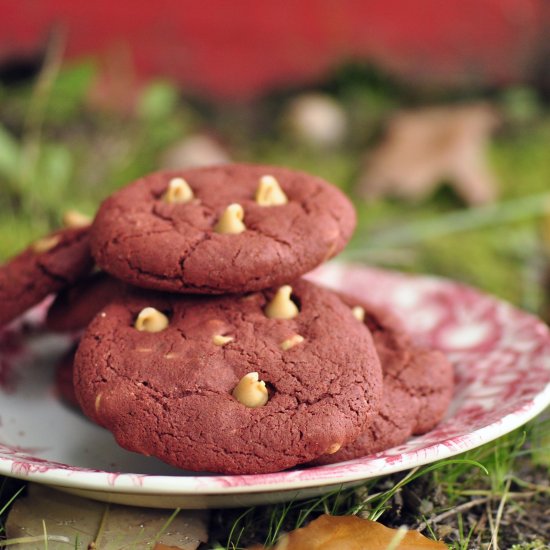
[1,264,550,509]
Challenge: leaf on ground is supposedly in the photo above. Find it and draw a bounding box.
[357,103,499,206]
[6,483,208,549]
[249,514,447,550]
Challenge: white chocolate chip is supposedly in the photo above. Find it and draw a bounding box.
[164,177,194,204]
[31,235,61,254]
[214,203,246,234]
[265,285,299,320]
[232,372,269,408]
[94,393,102,413]
[213,334,234,346]
[280,334,304,350]
[326,442,342,454]
[62,209,92,228]
[134,307,169,333]
[352,306,365,322]
[255,175,288,206]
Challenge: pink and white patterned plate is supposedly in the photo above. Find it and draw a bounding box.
[1,264,550,509]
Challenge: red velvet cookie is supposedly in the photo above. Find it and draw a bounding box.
[314,296,454,465]
[0,227,93,328]
[74,279,382,474]
[55,344,79,409]
[46,272,124,333]
[90,164,356,294]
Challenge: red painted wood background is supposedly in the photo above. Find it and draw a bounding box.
[0,0,547,99]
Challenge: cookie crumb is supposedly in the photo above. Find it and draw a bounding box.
[63,209,92,228]
[280,334,304,350]
[31,235,61,254]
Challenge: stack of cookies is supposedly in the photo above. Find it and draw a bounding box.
[0,164,453,474]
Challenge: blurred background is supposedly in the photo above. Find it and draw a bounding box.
[1,0,549,315]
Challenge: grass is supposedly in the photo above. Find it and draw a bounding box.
[208,421,549,549]
[0,54,550,548]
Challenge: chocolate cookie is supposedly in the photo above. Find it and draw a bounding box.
[90,164,356,294]
[74,279,382,474]
[0,227,93,328]
[46,272,124,333]
[314,296,454,464]
[55,344,79,409]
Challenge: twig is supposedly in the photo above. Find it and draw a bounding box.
[0,535,72,546]
[509,477,550,494]
[417,490,539,533]
[452,490,538,499]
[417,497,490,532]
[513,516,550,538]
[486,499,496,550]
[42,519,48,550]
[491,477,512,550]
[89,503,109,549]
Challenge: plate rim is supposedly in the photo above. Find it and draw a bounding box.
[2,390,549,495]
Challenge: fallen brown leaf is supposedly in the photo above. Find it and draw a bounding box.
[357,103,499,206]
[7,483,208,549]
[249,514,447,549]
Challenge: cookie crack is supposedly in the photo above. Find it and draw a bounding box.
[178,232,212,277]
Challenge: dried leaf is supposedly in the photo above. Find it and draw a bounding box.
[357,103,499,206]
[249,514,447,550]
[7,483,208,549]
